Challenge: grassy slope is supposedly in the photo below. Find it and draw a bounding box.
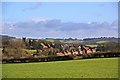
[96,41,109,44]
[24,49,37,53]
[86,44,98,47]
[2,58,118,78]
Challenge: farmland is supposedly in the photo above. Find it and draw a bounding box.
[2,58,118,78]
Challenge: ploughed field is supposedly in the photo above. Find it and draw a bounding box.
[2,58,118,78]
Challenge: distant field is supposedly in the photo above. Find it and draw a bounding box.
[86,44,98,47]
[24,49,37,53]
[64,40,84,43]
[96,41,109,44]
[2,58,118,78]
[0,48,3,50]
[46,39,54,42]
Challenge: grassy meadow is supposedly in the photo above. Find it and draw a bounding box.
[2,58,118,78]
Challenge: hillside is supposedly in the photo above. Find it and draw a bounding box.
[0,35,119,45]
[45,37,119,45]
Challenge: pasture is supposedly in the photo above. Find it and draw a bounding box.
[96,41,109,44]
[24,49,37,53]
[2,58,118,78]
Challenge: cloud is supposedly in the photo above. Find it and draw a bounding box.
[111,20,118,29]
[2,19,118,38]
[44,19,61,29]
[31,17,47,22]
[22,3,41,12]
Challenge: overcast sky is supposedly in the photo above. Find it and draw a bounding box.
[2,2,118,39]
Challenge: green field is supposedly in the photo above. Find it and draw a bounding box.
[24,49,37,53]
[2,58,118,78]
[96,41,109,44]
[86,44,98,47]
